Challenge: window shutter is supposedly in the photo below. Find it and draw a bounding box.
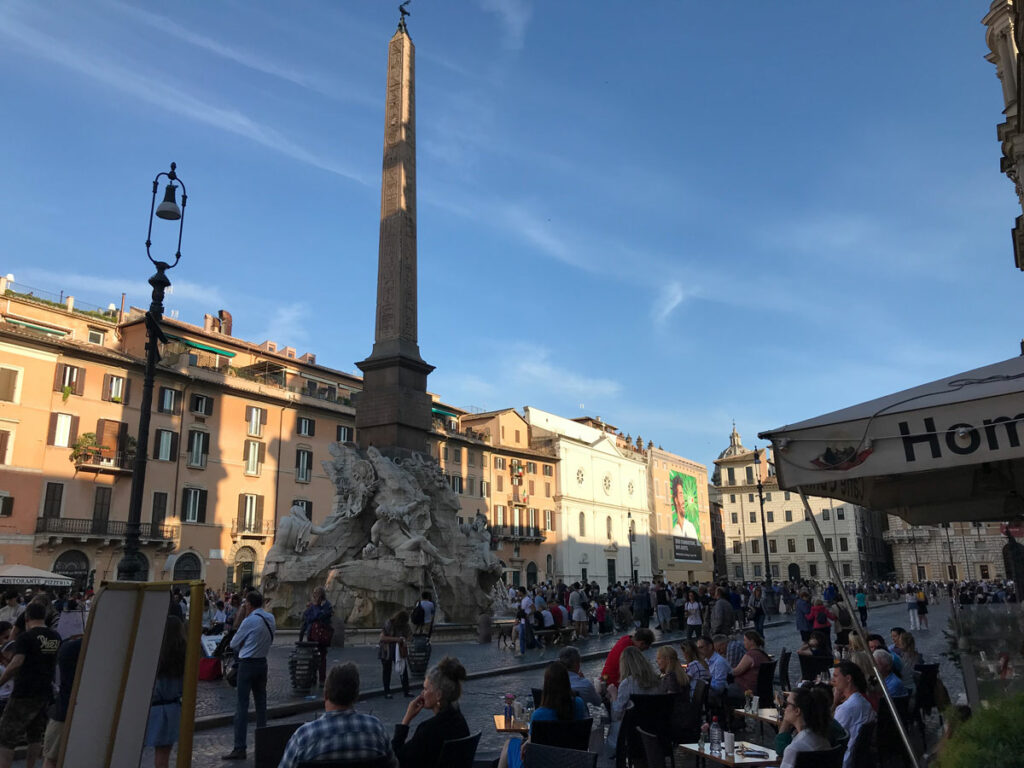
[170,431,179,458]
[258,442,266,465]
[259,408,267,426]
[123,377,132,405]
[96,419,116,459]
[102,373,111,401]
[53,364,66,392]
[73,369,85,396]
[197,490,207,523]
[173,390,181,415]
[47,413,58,446]
[295,450,301,470]
[117,422,129,455]
[154,431,162,458]
[190,394,199,413]
[0,431,8,464]
[304,501,313,521]
[201,432,210,456]
[69,416,79,444]
[0,497,12,517]
[180,491,188,519]
[204,396,214,416]
[157,387,167,412]
[243,440,249,461]
[337,425,343,442]
[308,419,315,437]
[255,496,264,527]
[237,494,246,530]
[245,406,253,423]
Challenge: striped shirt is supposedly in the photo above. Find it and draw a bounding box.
[279,710,396,768]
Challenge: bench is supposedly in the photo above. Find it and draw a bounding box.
[533,626,575,646]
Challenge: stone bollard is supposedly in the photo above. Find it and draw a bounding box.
[288,642,320,695]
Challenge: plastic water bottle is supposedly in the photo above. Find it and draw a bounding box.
[710,716,722,755]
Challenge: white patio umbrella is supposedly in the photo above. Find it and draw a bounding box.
[0,564,74,587]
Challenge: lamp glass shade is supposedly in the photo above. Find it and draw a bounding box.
[155,184,181,220]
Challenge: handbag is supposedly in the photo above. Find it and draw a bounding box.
[309,620,334,645]
[225,656,238,687]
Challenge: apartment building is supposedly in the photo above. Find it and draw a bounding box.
[0,277,358,591]
[884,515,1006,582]
[713,426,891,583]
[645,444,713,584]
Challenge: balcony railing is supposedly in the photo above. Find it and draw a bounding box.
[490,525,545,542]
[73,451,134,474]
[231,520,275,537]
[35,517,178,540]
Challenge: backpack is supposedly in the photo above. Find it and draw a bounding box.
[411,602,425,625]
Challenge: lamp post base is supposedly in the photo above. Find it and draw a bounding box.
[117,546,144,582]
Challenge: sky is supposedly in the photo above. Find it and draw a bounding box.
[1,1,1021,472]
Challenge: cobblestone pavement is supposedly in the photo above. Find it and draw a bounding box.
[113,599,959,768]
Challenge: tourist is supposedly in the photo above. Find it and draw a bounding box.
[775,683,848,759]
[557,646,601,706]
[392,656,469,768]
[222,591,276,761]
[684,591,703,639]
[0,602,61,768]
[656,646,690,694]
[144,616,186,768]
[279,662,395,767]
[40,617,82,768]
[855,587,868,626]
[749,586,767,637]
[413,591,434,635]
[600,627,654,687]
[300,586,334,687]
[868,634,903,675]
[831,661,874,768]
[569,584,588,639]
[700,635,730,696]
[710,588,733,636]
[894,632,921,693]
[726,630,770,705]
[833,599,854,648]
[872,650,907,698]
[498,662,588,768]
[721,633,746,668]
[904,589,919,631]
[606,646,660,753]
[379,610,412,699]
[679,639,710,695]
[794,590,813,642]
[0,594,21,625]
[914,586,929,630]
[514,609,535,657]
[655,581,672,631]
[778,685,833,768]
[805,599,836,650]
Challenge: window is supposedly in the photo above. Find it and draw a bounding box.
[842,563,852,577]
[806,538,815,552]
[765,492,772,502]
[745,466,754,483]
[244,440,264,475]
[336,425,354,443]
[748,494,754,503]
[92,487,111,529]
[544,509,553,530]
[181,488,207,523]
[528,480,535,494]
[544,482,551,498]
[467,451,475,467]
[100,374,130,404]
[823,509,830,521]
[481,480,490,497]
[296,449,313,482]
[494,457,506,470]
[732,541,741,554]
[980,564,991,580]
[947,564,958,580]
[749,511,756,523]
[53,364,84,396]
[0,366,20,402]
[0,493,12,517]
[543,465,553,477]
[753,565,762,577]
[731,512,738,524]
[154,430,177,461]
[449,475,463,494]
[808,563,818,578]
[496,476,503,492]
[238,493,263,533]
[767,510,774,523]
[48,413,78,448]
[452,446,461,464]
[87,329,105,345]
[751,540,760,554]
[769,539,777,553]
[825,538,834,551]
[466,478,475,495]
[916,565,926,580]
[804,509,811,521]
[42,482,63,518]
[579,512,586,537]
[784,491,791,500]
[0,429,10,465]
[495,505,506,526]
[187,430,209,468]
[297,417,315,437]
[787,538,796,552]
[730,494,736,503]
[293,499,314,520]
[785,509,792,522]
[526,462,536,473]
[606,516,613,539]
[771,564,780,577]
[245,406,266,437]
[727,467,735,484]
[836,507,845,520]
[157,386,181,414]
[152,492,168,526]
[840,537,849,552]
[734,565,743,577]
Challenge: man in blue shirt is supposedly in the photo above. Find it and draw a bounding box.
[794,590,813,642]
[872,649,908,698]
[279,662,395,768]
[223,591,276,760]
[700,635,731,694]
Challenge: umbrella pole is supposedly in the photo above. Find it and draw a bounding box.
[797,489,919,768]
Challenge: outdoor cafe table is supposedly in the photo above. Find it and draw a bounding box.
[733,708,782,729]
[677,742,780,767]
[493,715,529,735]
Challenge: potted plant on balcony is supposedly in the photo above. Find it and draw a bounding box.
[69,433,107,465]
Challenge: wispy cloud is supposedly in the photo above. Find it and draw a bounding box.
[14,268,228,310]
[0,9,370,185]
[258,302,311,348]
[478,0,532,49]
[507,346,622,400]
[651,280,696,326]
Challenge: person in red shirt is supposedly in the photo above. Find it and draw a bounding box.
[600,628,654,687]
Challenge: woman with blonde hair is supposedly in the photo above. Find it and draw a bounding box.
[896,631,922,692]
[679,639,709,696]
[606,645,659,755]
[656,646,690,694]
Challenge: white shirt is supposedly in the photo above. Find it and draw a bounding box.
[541,610,554,628]
[419,600,435,624]
[834,692,874,768]
[780,728,831,768]
[520,596,534,615]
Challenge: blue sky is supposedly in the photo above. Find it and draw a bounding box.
[1,1,1020,471]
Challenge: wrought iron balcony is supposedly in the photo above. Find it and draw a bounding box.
[73,451,134,475]
[230,520,275,538]
[490,525,545,542]
[35,516,178,540]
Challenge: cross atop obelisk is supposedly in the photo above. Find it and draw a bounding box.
[355,11,435,453]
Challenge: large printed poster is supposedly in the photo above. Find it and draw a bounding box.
[670,471,702,562]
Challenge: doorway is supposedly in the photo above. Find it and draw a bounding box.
[787,563,801,582]
[607,559,616,586]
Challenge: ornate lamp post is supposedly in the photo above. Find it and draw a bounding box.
[628,511,636,584]
[118,163,187,582]
[752,447,775,611]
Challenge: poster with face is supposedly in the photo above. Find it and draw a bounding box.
[671,471,702,562]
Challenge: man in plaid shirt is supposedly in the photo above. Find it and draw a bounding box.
[279,662,396,768]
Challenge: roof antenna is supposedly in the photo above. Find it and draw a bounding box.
[398,0,411,32]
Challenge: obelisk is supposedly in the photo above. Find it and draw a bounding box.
[355,13,434,453]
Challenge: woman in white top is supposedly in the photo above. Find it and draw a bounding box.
[683,591,702,639]
[904,588,919,631]
[605,645,660,756]
[779,686,833,768]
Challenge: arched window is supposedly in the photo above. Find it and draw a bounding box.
[578,512,586,537]
[234,546,257,590]
[546,554,553,576]
[526,562,538,587]
[172,552,202,581]
[606,516,613,540]
[54,550,90,590]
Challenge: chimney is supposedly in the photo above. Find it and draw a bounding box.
[218,309,233,336]
[203,313,219,333]
[299,352,316,365]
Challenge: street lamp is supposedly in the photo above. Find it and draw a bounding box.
[752,447,774,610]
[627,511,636,584]
[118,163,187,582]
